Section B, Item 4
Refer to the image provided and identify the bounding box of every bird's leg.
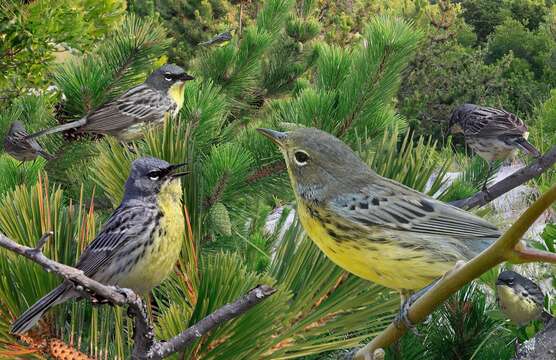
[481,161,492,192]
[395,261,466,330]
[395,285,435,334]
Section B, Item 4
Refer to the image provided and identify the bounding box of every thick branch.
[451,146,556,210]
[354,183,556,359]
[0,232,130,305]
[514,318,556,360]
[0,232,276,359]
[147,285,276,359]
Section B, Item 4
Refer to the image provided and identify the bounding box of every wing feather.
[82,85,173,133]
[329,179,501,251]
[75,205,158,277]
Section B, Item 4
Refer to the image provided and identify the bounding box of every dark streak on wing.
[82,85,172,133]
[75,204,158,277]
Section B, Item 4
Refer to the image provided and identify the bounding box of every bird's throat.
[168,82,186,116]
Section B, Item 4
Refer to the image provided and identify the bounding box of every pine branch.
[0,232,276,360]
[450,146,556,210]
[337,49,390,138]
[352,183,556,360]
[147,285,276,359]
[204,171,230,209]
[246,161,286,183]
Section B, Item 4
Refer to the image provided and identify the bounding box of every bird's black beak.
[167,162,189,178]
[180,73,195,81]
[256,128,287,147]
[495,278,505,286]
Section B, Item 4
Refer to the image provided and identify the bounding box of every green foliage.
[386,283,515,360]
[486,18,556,82]
[461,0,510,42]
[0,0,125,105]
[55,14,170,117]
[361,128,452,196]
[530,89,556,194]
[2,1,554,359]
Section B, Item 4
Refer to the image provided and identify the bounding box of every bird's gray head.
[496,270,537,293]
[146,64,195,91]
[257,127,370,202]
[449,103,477,134]
[123,157,187,201]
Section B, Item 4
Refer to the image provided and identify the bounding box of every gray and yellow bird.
[11,157,187,334]
[449,104,540,190]
[27,64,194,142]
[3,121,54,163]
[258,127,501,293]
[496,270,553,327]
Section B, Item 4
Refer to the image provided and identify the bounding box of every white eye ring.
[164,76,172,82]
[150,175,160,180]
[293,150,309,166]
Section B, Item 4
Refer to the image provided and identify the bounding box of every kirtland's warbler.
[449,104,540,191]
[27,64,194,142]
[3,121,54,163]
[496,270,553,327]
[258,127,501,292]
[11,157,187,334]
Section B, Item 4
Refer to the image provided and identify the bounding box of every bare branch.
[0,232,130,305]
[353,183,556,360]
[147,285,277,360]
[451,146,556,210]
[35,231,54,252]
[0,232,276,359]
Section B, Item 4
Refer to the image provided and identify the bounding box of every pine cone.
[210,202,232,236]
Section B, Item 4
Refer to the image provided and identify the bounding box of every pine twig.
[0,232,276,359]
[451,146,556,210]
[246,161,286,183]
[204,172,230,209]
[147,285,276,359]
[352,183,556,360]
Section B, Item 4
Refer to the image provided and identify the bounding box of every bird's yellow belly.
[497,285,541,326]
[297,203,451,290]
[119,181,184,294]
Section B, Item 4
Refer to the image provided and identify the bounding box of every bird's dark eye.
[164,73,173,82]
[147,171,161,180]
[294,150,309,166]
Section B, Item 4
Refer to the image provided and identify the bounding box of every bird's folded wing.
[75,205,158,277]
[83,85,173,132]
[329,180,501,245]
[466,107,526,137]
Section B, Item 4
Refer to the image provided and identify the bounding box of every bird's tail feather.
[10,285,70,335]
[27,118,86,139]
[514,138,541,158]
[37,149,55,161]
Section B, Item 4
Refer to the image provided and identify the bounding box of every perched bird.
[449,104,540,190]
[258,127,501,293]
[27,64,195,142]
[198,31,233,47]
[496,270,553,327]
[11,157,187,334]
[3,121,55,163]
